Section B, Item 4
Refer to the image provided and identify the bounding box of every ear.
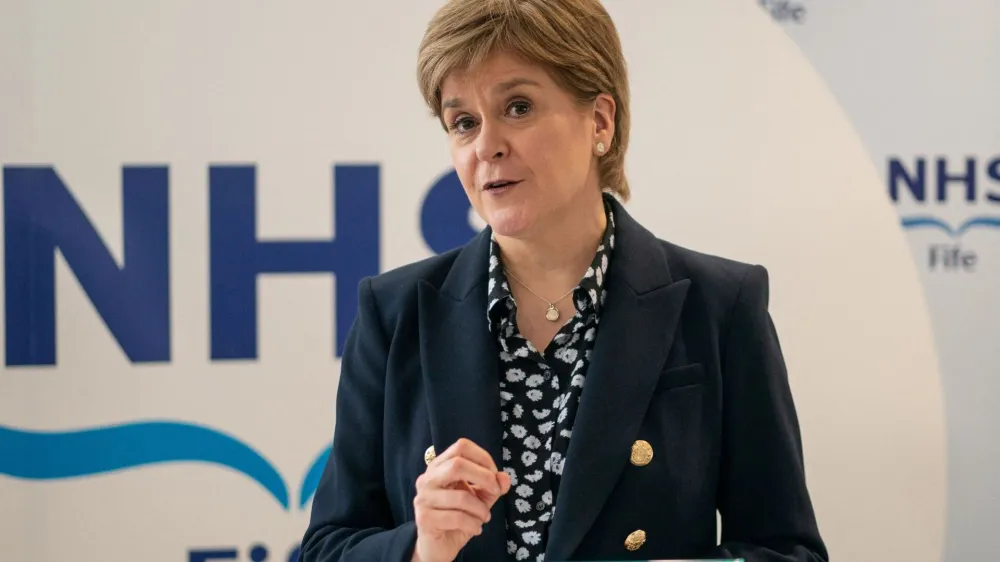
[592,93,616,146]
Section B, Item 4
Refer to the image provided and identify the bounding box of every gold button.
[630,440,653,466]
[624,529,646,551]
[424,445,436,466]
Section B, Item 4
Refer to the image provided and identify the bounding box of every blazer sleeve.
[704,265,829,562]
[299,277,418,562]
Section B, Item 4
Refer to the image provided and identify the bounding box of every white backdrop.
[768,2,1000,559]
[0,1,949,561]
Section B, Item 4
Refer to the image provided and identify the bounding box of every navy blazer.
[300,197,828,562]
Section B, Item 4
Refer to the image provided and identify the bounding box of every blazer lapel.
[545,199,691,561]
[417,229,508,562]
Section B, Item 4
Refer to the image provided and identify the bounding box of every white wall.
[0,1,949,560]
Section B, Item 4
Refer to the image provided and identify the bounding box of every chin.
[484,206,535,239]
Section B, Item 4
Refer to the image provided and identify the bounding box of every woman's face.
[439,51,613,240]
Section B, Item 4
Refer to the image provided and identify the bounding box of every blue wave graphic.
[299,444,331,509]
[901,215,1000,237]
[0,421,289,509]
[959,216,1000,235]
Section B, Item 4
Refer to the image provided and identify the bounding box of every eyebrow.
[441,77,542,110]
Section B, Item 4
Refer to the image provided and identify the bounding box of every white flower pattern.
[486,199,615,561]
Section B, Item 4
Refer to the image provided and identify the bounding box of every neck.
[494,193,607,299]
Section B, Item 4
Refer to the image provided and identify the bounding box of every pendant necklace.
[503,268,575,322]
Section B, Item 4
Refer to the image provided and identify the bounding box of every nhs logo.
[889,155,1000,272]
[1,161,478,560]
[2,163,475,367]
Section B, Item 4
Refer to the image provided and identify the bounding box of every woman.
[300,0,828,560]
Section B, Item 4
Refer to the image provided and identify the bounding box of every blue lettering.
[987,157,1000,203]
[188,543,299,562]
[420,169,478,254]
[3,166,170,366]
[936,157,976,202]
[208,164,379,360]
[189,549,237,562]
[248,544,268,562]
[888,157,926,202]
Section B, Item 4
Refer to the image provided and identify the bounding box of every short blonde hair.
[417,0,631,201]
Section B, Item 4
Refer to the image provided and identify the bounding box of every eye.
[506,100,532,118]
[448,115,478,134]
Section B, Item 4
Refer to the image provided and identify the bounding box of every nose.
[474,120,507,162]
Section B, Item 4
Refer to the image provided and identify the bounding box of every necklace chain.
[503,268,576,322]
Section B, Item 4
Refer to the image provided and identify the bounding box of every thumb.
[475,471,511,507]
[496,471,512,494]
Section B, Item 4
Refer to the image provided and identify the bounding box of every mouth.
[483,179,522,191]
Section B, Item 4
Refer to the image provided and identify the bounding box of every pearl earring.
[596,142,606,154]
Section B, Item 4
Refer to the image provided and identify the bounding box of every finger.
[497,471,511,494]
[434,438,498,473]
[423,456,501,494]
[417,488,492,523]
[456,480,476,494]
[473,471,511,508]
[496,471,512,495]
[416,508,484,537]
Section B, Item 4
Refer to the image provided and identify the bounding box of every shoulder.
[361,246,462,312]
[659,240,768,300]
[369,248,461,295]
[655,239,772,328]
[354,238,483,337]
[606,195,768,310]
